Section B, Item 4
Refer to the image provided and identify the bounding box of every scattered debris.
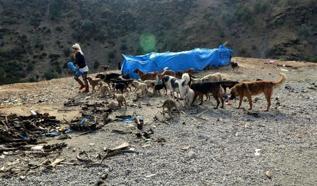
[101,142,136,162]
[0,113,65,150]
[111,130,131,135]
[247,112,260,118]
[50,158,65,168]
[69,115,99,132]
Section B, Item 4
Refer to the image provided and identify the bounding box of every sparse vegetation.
[0,0,316,84]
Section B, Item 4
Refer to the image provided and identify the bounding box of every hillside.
[0,0,316,84]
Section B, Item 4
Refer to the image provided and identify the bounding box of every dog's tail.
[273,73,286,88]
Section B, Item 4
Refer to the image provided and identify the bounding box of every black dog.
[231,61,239,70]
[96,73,121,83]
[190,82,224,109]
[154,83,167,95]
[218,80,239,93]
[112,82,128,93]
[111,78,133,91]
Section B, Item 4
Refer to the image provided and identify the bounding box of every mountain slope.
[0,0,316,84]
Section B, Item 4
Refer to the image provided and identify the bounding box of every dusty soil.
[0,58,316,185]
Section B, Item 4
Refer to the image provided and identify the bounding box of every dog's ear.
[182,80,186,86]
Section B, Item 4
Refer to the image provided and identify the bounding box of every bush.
[80,19,96,33]
[49,0,64,20]
[44,70,58,80]
[26,63,34,72]
[298,24,313,39]
[234,5,255,25]
[108,51,116,59]
[254,1,270,13]
[93,60,100,70]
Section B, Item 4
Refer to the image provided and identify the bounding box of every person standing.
[71,43,89,93]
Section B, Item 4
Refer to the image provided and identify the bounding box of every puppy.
[87,77,102,91]
[190,82,225,109]
[113,94,127,109]
[162,99,179,117]
[230,73,286,111]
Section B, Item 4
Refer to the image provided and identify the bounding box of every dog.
[162,99,179,117]
[111,78,133,91]
[112,82,128,93]
[99,84,110,97]
[159,69,177,79]
[154,84,167,95]
[162,75,185,99]
[190,72,224,84]
[219,80,240,93]
[190,82,225,109]
[134,69,158,81]
[87,77,102,92]
[131,81,148,96]
[96,73,121,84]
[231,61,239,70]
[182,85,195,107]
[230,73,286,111]
[143,80,156,89]
[113,93,127,109]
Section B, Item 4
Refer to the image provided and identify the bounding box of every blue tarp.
[121,45,232,79]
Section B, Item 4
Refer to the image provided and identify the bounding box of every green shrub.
[235,6,254,25]
[49,0,64,20]
[93,61,100,70]
[254,1,270,13]
[26,63,34,72]
[298,24,313,39]
[108,51,116,59]
[44,70,58,80]
[80,19,95,33]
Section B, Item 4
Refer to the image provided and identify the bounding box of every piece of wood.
[50,158,65,167]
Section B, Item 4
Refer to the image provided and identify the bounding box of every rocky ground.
[0,57,316,185]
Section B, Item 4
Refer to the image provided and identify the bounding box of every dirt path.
[0,58,316,185]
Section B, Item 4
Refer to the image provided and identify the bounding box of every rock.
[265,170,272,179]
[187,150,196,159]
[254,149,261,156]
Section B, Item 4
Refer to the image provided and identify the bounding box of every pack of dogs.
[85,61,286,114]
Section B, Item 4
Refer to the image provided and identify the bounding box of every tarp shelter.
[121,45,232,79]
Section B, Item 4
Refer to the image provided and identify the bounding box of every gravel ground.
[0,58,316,185]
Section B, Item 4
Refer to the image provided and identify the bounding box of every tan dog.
[132,81,148,96]
[113,94,127,109]
[87,77,102,91]
[230,73,286,111]
[99,84,110,97]
[162,99,179,117]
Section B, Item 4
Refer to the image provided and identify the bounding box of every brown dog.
[134,69,158,81]
[230,73,286,111]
